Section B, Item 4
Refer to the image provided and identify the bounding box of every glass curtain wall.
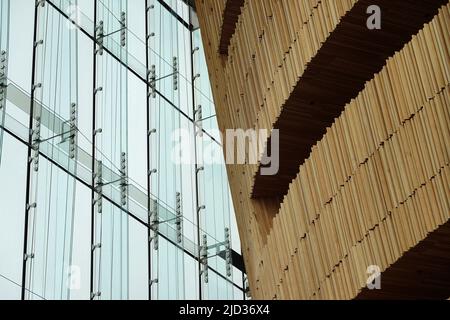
[0,0,245,301]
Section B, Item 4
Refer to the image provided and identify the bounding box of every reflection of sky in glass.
[0,0,243,300]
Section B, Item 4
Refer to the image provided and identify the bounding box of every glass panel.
[26,155,77,300]
[93,199,129,300]
[128,212,149,300]
[21,2,80,300]
[0,0,9,162]
[0,0,244,300]
[0,133,27,300]
[192,28,219,138]
[154,237,186,300]
[69,180,91,300]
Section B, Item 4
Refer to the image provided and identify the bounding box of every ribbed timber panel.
[196,0,450,299]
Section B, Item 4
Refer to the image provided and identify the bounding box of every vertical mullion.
[189,9,202,301]
[21,0,41,301]
[145,0,152,301]
[90,0,98,300]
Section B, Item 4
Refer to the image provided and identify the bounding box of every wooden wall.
[196,0,450,299]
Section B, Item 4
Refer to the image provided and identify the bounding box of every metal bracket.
[95,21,104,55]
[173,57,178,91]
[201,235,208,283]
[34,40,44,48]
[94,87,103,95]
[148,65,156,98]
[149,199,159,250]
[26,203,37,211]
[225,228,232,277]
[196,166,204,174]
[31,116,41,172]
[176,192,182,243]
[0,51,6,165]
[90,292,101,299]
[95,160,103,213]
[201,229,232,277]
[148,168,157,177]
[91,243,102,251]
[0,51,7,111]
[24,253,35,261]
[195,105,203,137]
[148,128,157,137]
[145,58,179,94]
[120,152,128,206]
[69,103,77,159]
[146,4,155,41]
[32,83,42,92]
[244,276,251,298]
[35,104,78,160]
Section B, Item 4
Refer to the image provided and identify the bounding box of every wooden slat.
[251,0,449,198]
[196,0,450,299]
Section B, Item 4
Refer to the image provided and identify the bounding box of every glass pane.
[0,133,27,300]
[0,0,244,301]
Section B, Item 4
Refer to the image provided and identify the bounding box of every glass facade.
[0,0,245,300]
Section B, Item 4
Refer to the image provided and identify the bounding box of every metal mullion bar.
[145,0,152,301]
[89,0,98,300]
[21,1,40,301]
[189,8,203,301]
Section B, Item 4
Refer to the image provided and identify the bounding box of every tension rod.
[100,26,126,39]
[37,129,76,144]
[151,216,179,226]
[153,71,179,83]
[97,177,129,187]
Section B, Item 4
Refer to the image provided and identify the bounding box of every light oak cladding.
[196,0,450,299]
